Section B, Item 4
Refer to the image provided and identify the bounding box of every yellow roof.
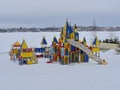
[13,41,21,47]
[21,39,28,49]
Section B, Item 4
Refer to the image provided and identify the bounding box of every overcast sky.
[0,0,120,28]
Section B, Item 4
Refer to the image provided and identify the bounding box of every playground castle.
[9,39,38,65]
[9,20,107,65]
[47,20,107,65]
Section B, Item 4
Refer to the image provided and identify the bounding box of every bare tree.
[109,33,116,41]
[108,32,119,44]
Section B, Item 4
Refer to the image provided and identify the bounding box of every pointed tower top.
[53,36,58,43]
[13,41,21,47]
[92,37,99,46]
[82,37,87,45]
[21,39,28,49]
[83,37,86,42]
[41,36,47,45]
[66,18,68,22]
[74,24,77,29]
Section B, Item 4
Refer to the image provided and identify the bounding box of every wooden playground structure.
[9,20,107,65]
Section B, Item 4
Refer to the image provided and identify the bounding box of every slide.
[67,40,107,65]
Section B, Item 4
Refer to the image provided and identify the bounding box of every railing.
[67,40,103,64]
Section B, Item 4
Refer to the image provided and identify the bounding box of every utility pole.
[93,18,97,40]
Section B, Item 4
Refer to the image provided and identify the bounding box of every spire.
[92,37,99,47]
[83,37,86,42]
[66,18,68,23]
[92,38,96,45]
[66,18,69,28]
[21,39,28,49]
[53,36,58,43]
[66,19,73,35]
[74,24,78,32]
[41,36,47,45]
[82,37,87,45]
[13,41,21,47]
[74,24,77,29]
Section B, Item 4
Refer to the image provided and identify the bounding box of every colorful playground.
[9,20,107,65]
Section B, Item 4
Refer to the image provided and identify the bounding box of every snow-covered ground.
[0,31,120,90]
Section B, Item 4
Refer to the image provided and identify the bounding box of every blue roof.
[41,37,47,45]
[53,37,58,43]
[66,21,73,38]
[68,25,73,33]
[83,37,86,42]
[82,37,86,44]
[92,38,96,45]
